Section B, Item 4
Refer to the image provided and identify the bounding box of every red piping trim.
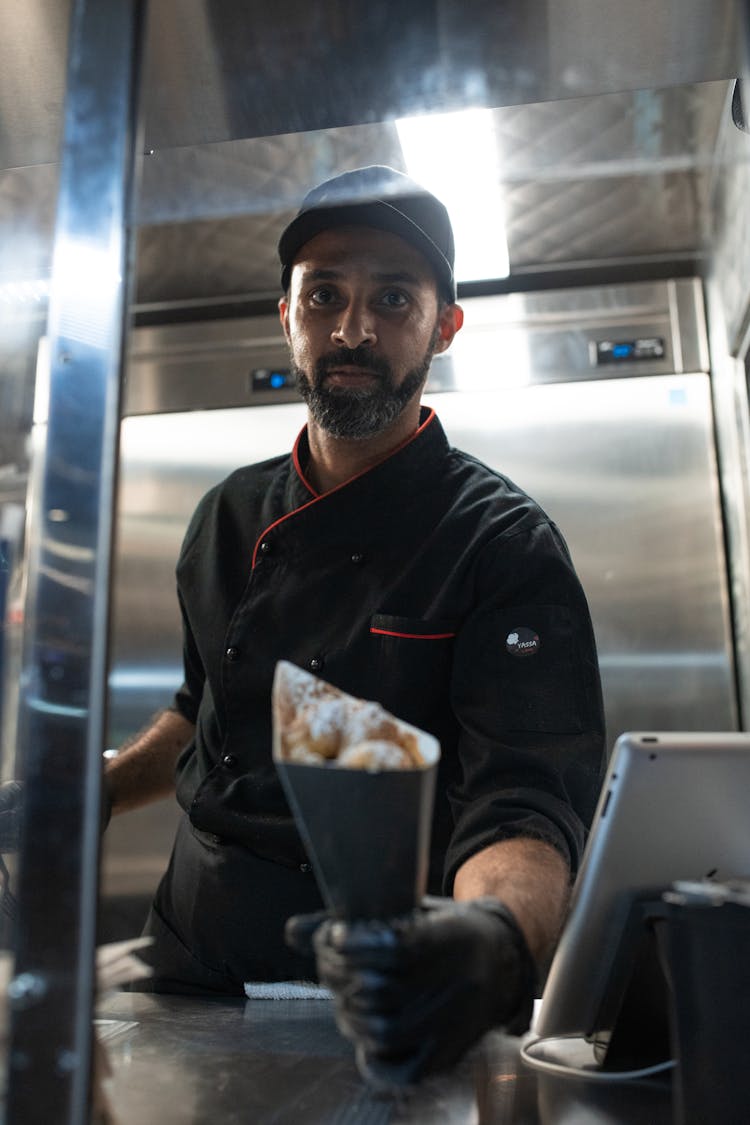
[370,628,456,640]
[292,429,319,498]
[252,494,320,568]
[252,410,437,568]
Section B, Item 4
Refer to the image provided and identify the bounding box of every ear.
[278,296,291,341]
[434,303,464,354]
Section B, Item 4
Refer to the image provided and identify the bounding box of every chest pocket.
[370,614,458,729]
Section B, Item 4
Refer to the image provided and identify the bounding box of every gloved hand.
[0,781,24,853]
[286,896,536,1088]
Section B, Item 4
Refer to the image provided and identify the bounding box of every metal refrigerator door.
[429,371,738,744]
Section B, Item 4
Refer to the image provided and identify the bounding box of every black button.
[300,863,311,873]
[309,657,323,672]
[351,552,364,564]
[225,646,239,661]
[222,754,237,769]
[259,540,272,554]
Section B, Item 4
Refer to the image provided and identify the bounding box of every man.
[106,165,605,1082]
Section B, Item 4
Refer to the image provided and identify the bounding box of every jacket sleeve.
[443,520,606,891]
[169,497,211,725]
[170,587,205,725]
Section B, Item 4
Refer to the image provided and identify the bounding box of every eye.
[309,286,339,306]
[379,289,409,309]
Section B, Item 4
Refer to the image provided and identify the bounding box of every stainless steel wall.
[704,82,750,732]
[102,278,738,910]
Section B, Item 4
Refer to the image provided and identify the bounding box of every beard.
[291,328,439,440]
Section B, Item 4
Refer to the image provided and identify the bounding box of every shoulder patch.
[505,626,540,657]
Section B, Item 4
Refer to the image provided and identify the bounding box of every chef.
[105,165,606,1082]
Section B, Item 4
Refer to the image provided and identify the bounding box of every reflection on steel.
[1,0,742,171]
[97,991,673,1123]
[6,1,145,1123]
[705,60,750,728]
[121,280,710,416]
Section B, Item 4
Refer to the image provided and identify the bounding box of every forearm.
[453,837,571,964]
[105,708,195,815]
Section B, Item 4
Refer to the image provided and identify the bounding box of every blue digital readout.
[595,337,665,365]
[251,367,292,392]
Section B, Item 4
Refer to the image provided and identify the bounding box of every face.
[279,226,463,440]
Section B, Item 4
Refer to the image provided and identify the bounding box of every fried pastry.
[273,661,430,771]
[337,740,414,770]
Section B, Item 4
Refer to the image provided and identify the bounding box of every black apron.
[140,813,323,995]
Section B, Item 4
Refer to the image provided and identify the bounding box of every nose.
[331,301,377,350]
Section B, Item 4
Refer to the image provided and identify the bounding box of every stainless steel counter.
[96,993,673,1124]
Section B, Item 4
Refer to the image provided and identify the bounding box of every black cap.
[278,165,456,302]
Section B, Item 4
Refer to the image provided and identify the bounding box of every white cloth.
[244,980,332,1000]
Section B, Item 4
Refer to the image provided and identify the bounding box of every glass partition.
[0,0,71,1108]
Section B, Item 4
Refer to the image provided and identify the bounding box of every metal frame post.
[6,0,146,1120]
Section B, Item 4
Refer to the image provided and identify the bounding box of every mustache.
[315,348,392,382]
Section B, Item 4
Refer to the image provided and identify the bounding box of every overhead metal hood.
[2,0,744,170]
[1,1,747,324]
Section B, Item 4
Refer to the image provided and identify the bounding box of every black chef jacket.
[170,406,605,908]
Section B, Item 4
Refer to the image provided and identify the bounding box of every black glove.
[286,896,536,1088]
[0,781,24,853]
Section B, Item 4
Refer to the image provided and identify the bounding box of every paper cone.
[272,662,440,921]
